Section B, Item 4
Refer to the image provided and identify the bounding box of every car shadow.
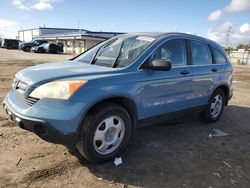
[72,105,250,187]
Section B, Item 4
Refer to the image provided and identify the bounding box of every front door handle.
[180,70,190,75]
[211,68,218,72]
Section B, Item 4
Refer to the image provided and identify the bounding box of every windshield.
[33,41,40,45]
[74,35,155,68]
[42,43,50,48]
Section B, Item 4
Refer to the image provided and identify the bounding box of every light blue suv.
[3,33,233,162]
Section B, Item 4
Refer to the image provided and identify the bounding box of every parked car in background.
[56,42,64,49]
[3,32,233,163]
[1,39,20,49]
[20,39,48,52]
[31,43,63,54]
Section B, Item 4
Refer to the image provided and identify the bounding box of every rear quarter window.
[212,48,227,64]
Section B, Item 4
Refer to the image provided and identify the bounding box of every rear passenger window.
[148,39,187,67]
[190,41,212,65]
[212,48,227,64]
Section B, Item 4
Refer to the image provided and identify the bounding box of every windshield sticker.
[136,36,155,42]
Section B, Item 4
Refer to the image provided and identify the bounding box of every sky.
[0,0,249,47]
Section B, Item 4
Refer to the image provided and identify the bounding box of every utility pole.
[225,26,232,55]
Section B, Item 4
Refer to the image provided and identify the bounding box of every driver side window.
[148,39,187,68]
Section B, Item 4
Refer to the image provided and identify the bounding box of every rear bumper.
[229,92,233,100]
[226,86,233,105]
[3,94,80,148]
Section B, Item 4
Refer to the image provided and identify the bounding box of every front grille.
[23,97,40,106]
[12,78,39,106]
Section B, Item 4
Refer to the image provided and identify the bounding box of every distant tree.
[236,44,248,50]
[224,47,235,53]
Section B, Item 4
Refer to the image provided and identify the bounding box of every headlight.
[29,80,87,99]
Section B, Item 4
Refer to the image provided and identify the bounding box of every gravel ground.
[0,48,250,188]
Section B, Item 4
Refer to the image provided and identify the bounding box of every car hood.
[15,60,117,86]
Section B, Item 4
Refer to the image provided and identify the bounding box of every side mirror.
[145,59,172,71]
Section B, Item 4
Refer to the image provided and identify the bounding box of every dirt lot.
[0,48,250,188]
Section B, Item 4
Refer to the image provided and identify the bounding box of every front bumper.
[3,101,77,148]
[2,90,86,148]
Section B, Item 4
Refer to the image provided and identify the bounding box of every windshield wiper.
[90,38,118,65]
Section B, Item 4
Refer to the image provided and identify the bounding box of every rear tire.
[76,103,131,163]
[7,45,13,49]
[24,46,31,52]
[37,48,44,53]
[202,89,225,123]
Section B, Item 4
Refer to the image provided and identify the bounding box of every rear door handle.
[180,70,190,75]
[211,68,218,72]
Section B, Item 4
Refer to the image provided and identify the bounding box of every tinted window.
[148,39,187,67]
[213,48,227,64]
[190,40,212,65]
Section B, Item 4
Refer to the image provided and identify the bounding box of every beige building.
[18,27,124,54]
[18,27,81,42]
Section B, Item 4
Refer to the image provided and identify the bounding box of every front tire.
[202,89,226,123]
[76,103,131,163]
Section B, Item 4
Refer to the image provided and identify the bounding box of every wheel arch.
[80,96,138,132]
[214,84,229,105]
